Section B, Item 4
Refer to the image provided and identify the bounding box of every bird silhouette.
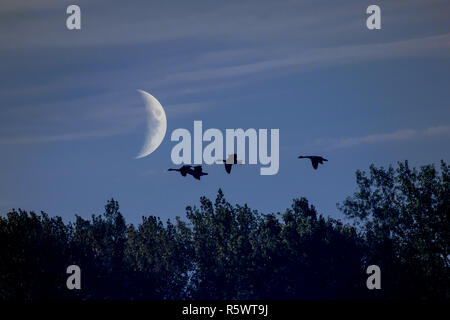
[298,155,328,170]
[217,154,242,174]
[168,165,208,180]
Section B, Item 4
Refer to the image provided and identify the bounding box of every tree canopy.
[0,161,448,300]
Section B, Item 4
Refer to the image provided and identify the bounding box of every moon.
[135,90,167,159]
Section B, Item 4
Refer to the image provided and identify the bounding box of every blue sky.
[1,0,449,225]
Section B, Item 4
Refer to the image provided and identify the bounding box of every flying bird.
[297,155,328,170]
[217,154,242,174]
[168,165,208,180]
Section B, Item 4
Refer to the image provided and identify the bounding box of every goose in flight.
[297,155,328,170]
[168,165,208,180]
[217,154,242,174]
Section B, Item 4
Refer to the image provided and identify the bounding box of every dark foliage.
[0,161,448,300]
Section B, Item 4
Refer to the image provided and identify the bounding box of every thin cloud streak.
[158,33,450,85]
[316,125,450,150]
[0,128,127,145]
[0,91,213,145]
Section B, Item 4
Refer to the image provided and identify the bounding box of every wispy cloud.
[165,101,213,117]
[0,0,362,50]
[0,128,127,145]
[157,33,450,86]
[0,89,213,145]
[140,168,167,177]
[1,1,449,147]
[316,125,450,150]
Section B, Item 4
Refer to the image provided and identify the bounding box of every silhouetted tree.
[0,210,71,300]
[339,160,449,299]
[0,161,448,300]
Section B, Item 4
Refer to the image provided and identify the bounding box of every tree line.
[0,161,448,300]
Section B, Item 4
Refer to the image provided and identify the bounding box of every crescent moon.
[135,90,167,159]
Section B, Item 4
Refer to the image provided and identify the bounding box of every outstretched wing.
[311,159,319,170]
